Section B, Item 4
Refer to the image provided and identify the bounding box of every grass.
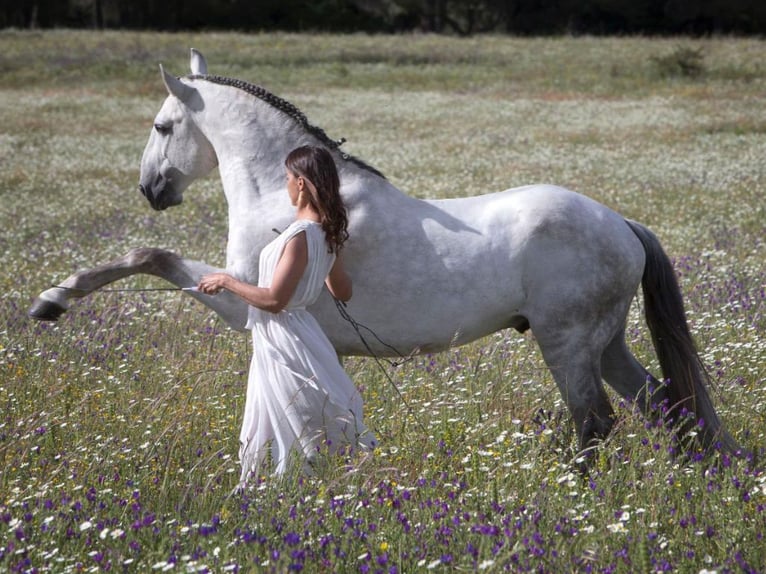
[2,30,766,572]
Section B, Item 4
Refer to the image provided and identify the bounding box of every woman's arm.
[198,233,308,313]
[325,252,352,302]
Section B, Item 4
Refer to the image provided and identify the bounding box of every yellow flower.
[379,541,389,552]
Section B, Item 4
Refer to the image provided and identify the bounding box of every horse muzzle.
[138,183,182,211]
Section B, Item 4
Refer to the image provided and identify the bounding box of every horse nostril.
[138,184,160,210]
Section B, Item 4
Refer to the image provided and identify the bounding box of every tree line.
[6,0,765,35]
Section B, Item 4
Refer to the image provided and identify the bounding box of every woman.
[198,145,376,482]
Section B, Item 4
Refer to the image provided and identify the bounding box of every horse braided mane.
[187,74,386,179]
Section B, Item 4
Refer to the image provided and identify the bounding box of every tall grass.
[1,31,765,572]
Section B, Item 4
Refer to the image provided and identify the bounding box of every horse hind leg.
[600,329,666,418]
[534,329,616,456]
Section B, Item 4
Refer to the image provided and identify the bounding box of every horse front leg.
[28,247,249,331]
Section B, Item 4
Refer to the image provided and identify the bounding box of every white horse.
[30,49,741,457]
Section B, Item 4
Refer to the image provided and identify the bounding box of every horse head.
[138,49,218,211]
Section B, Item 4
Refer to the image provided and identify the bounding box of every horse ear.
[160,64,193,102]
[190,48,208,75]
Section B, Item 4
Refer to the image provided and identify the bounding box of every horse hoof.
[28,298,66,321]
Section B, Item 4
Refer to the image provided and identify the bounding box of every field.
[2,30,766,572]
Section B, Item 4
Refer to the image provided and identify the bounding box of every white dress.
[239,219,376,481]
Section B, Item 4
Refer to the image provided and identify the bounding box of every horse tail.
[625,219,741,455]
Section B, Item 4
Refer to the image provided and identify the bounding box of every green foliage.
[1,32,765,572]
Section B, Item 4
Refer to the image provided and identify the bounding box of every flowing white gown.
[239,219,376,481]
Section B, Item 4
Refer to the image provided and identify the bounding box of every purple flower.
[284,532,301,546]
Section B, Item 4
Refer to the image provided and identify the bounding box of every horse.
[29,48,742,458]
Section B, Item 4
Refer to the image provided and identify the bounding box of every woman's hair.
[285,145,349,253]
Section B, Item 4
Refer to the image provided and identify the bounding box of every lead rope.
[52,285,184,293]
[332,297,427,435]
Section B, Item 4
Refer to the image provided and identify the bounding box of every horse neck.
[192,81,408,239]
[197,94,301,214]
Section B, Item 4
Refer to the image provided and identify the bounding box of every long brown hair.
[285,145,349,253]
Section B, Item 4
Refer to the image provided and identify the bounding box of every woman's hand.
[196,233,308,312]
[198,273,232,295]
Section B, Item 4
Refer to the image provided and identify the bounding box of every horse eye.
[154,123,171,135]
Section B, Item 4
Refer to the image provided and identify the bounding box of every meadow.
[1,30,765,572]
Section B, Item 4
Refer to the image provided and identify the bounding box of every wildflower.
[607,522,627,533]
[79,520,93,532]
[284,532,301,546]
